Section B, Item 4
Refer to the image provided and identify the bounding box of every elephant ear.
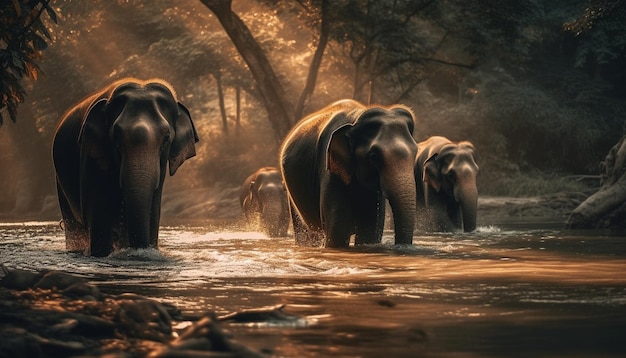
[169,103,199,176]
[78,99,112,170]
[327,123,353,185]
[423,153,442,192]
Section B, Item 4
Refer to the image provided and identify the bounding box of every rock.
[116,299,174,342]
[0,268,263,357]
[33,270,87,290]
[0,266,47,290]
[61,281,103,300]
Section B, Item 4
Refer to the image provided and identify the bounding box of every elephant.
[52,78,199,257]
[415,136,479,232]
[239,167,290,237]
[566,134,626,229]
[280,99,418,248]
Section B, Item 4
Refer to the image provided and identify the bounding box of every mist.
[0,1,287,221]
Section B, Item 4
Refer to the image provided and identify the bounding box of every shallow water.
[1,219,625,357]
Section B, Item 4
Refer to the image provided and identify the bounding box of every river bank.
[0,267,275,357]
[0,183,589,227]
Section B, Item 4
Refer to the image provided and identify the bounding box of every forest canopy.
[0,0,624,217]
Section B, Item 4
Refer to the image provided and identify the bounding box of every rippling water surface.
[1,220,625,357]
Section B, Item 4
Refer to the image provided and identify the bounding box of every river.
[1,218,625,357]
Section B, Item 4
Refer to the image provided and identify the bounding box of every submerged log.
[566,135,626,229]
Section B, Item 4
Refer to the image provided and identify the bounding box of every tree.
[291,0,330,121]
[0,0,57,125]
[199,0,294,140]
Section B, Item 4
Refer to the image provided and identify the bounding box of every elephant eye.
[446,169,457,181]
[367,149,382,167]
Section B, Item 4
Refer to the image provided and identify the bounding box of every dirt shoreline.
[477,192,587,225]
[0,187,588,225]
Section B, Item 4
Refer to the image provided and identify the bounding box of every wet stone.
[0,267,266,357]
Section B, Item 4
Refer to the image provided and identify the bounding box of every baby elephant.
[415,136,479,232]
[239,167,290,237]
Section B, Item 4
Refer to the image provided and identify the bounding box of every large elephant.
[280,99,418,247]
[566,135,626,229]
[239,167,290,237]
[415,136,479,232]
[52,78,199,256]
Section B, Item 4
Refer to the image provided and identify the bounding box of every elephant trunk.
[259,184,285,237]
[458,185,478,232]
[384,168,417,245]
[121,151,160,249]
[454,168,478,232]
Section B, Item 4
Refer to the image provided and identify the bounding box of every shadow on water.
[1,219,626,357]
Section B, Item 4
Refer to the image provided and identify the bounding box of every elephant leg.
[290,201,323,246]
[321,177,354,248]
[279,210,290,237]
[149,188,163,249]
[446,200,463,231]
[83,175,119,257]
[88,217,114,257]
[354,189,384,245]
[57,184,88,253]
[426,187,448,231]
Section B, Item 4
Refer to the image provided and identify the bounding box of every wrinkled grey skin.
[280,99,418,248]
[415,136,479,232]
[53,78,199,257]
[566,135,626,229]
[239,167,290,237]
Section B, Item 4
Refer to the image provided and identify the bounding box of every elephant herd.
[52,78,479,256]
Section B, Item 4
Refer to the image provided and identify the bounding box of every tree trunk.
[294,0,330,121]
[235,86,241,135]
[566,135,626,229]
[200,0,293,141]
[214,71,228,135]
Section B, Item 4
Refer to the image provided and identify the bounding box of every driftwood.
[566,135,626,229]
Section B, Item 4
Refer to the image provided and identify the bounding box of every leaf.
[24,61,40,80]
[34,20,52,40]
[32,34,48,51]
[11,53,24,70]
[7,102,17,122]
[44,3,58,24]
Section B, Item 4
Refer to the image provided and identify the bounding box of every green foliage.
[0,0,56,125]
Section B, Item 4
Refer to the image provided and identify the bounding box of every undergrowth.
[481,172,599,197]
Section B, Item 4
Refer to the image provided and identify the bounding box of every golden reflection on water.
[2,222,626,357]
